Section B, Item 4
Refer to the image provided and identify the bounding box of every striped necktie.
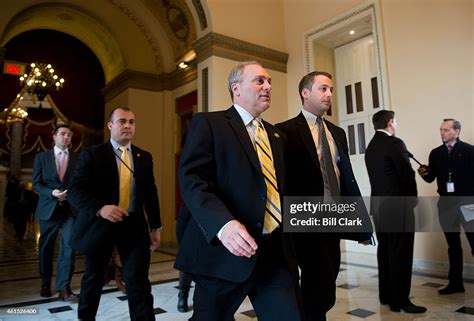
[252,119,281,233]
[118,146,131,210]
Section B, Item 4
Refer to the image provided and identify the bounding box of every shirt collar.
[376,129,392,136]
[110,139,131,151]
[445,139,458,148]
[301,108,322,124]
[234,104,257,127]
[54,145,68,155]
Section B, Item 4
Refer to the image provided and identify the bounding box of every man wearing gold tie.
[175,61,301,321]
[69,107,162,321]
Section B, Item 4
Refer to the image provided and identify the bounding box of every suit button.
[261,194,266,200]
[257,222,262,228]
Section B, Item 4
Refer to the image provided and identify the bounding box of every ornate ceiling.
[0,0,207,82]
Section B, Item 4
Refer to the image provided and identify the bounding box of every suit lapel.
[46,149,61,182]
[226,106,261,172]
[62,151,76,184]
[131,145,140,180]
[325,121,346,161]
[295,112,321,168]
[105,142,120,191]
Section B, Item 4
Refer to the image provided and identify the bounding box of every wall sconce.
[176,49,196,70]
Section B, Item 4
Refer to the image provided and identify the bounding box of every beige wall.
[278,0,473,266]
[380,0,473,266]
[206,0,287,52]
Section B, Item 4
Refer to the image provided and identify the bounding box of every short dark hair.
[298,71,333,104]
[54,124,71,135]
[443,118,461,131]
[372,110,395,130]
[108,107,132,122]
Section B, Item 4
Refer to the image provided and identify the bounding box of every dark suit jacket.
[365,131,417,232]
[33,149,78,220]
[175,106,295,283]
[421,140,474,196]
[276,112,372,240]
[68,141,161,255]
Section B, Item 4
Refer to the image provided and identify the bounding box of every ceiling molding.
[102,65,197,102]
[194,32,288,73]
[109,0,164,73]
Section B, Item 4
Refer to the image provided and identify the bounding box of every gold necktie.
[253,119,282,233]
[118,146,131,210]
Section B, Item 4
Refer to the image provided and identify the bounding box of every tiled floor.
[1,216,473,320]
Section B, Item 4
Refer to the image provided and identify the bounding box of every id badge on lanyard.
[447,172,455,193]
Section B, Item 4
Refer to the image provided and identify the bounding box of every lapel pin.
[274,133,280,138]
[137,153,141,157]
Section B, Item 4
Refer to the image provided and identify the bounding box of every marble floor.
[0,216,473,320]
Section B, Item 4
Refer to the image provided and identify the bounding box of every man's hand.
[52,189,67,202]
[220,220,258,258]
[150,230,161,251]
[418,165,429,177]
[98,205,129,223]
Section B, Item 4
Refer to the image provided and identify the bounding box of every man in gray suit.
[33,124,77,300]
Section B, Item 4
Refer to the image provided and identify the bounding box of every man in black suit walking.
[418,119,474,294]
[276,71,371,321]
[33,124,77,300]
[365,110,426,313]
[69,107,162,321]
[175,61,301,321]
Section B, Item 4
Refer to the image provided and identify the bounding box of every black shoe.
[177,291,189,312]
[390,304,427,314]
[40,285,52,298]
[58,286,78,301]
[438,285,465,295]
[380,297,390,305]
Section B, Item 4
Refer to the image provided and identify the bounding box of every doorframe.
[302,0,390,120]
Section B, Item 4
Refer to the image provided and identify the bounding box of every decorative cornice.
[194,32,288,73]
[102,65,197,102]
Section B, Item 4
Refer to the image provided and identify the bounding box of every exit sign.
[3,60,26,76]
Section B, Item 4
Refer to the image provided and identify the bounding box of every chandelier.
[0,62,65,124]
[20,62,64,102]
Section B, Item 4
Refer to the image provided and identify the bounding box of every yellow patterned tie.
[118,146,131,210]
[252,119,282,233]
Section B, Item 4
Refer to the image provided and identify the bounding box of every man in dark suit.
[365,110,426,313]
[69,107,162,321]
[418,119,474,294]
[33,124,77,300]
[175,61,301,321]
[276,71,371,321]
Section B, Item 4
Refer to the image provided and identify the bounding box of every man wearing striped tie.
[175,61,301,321]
